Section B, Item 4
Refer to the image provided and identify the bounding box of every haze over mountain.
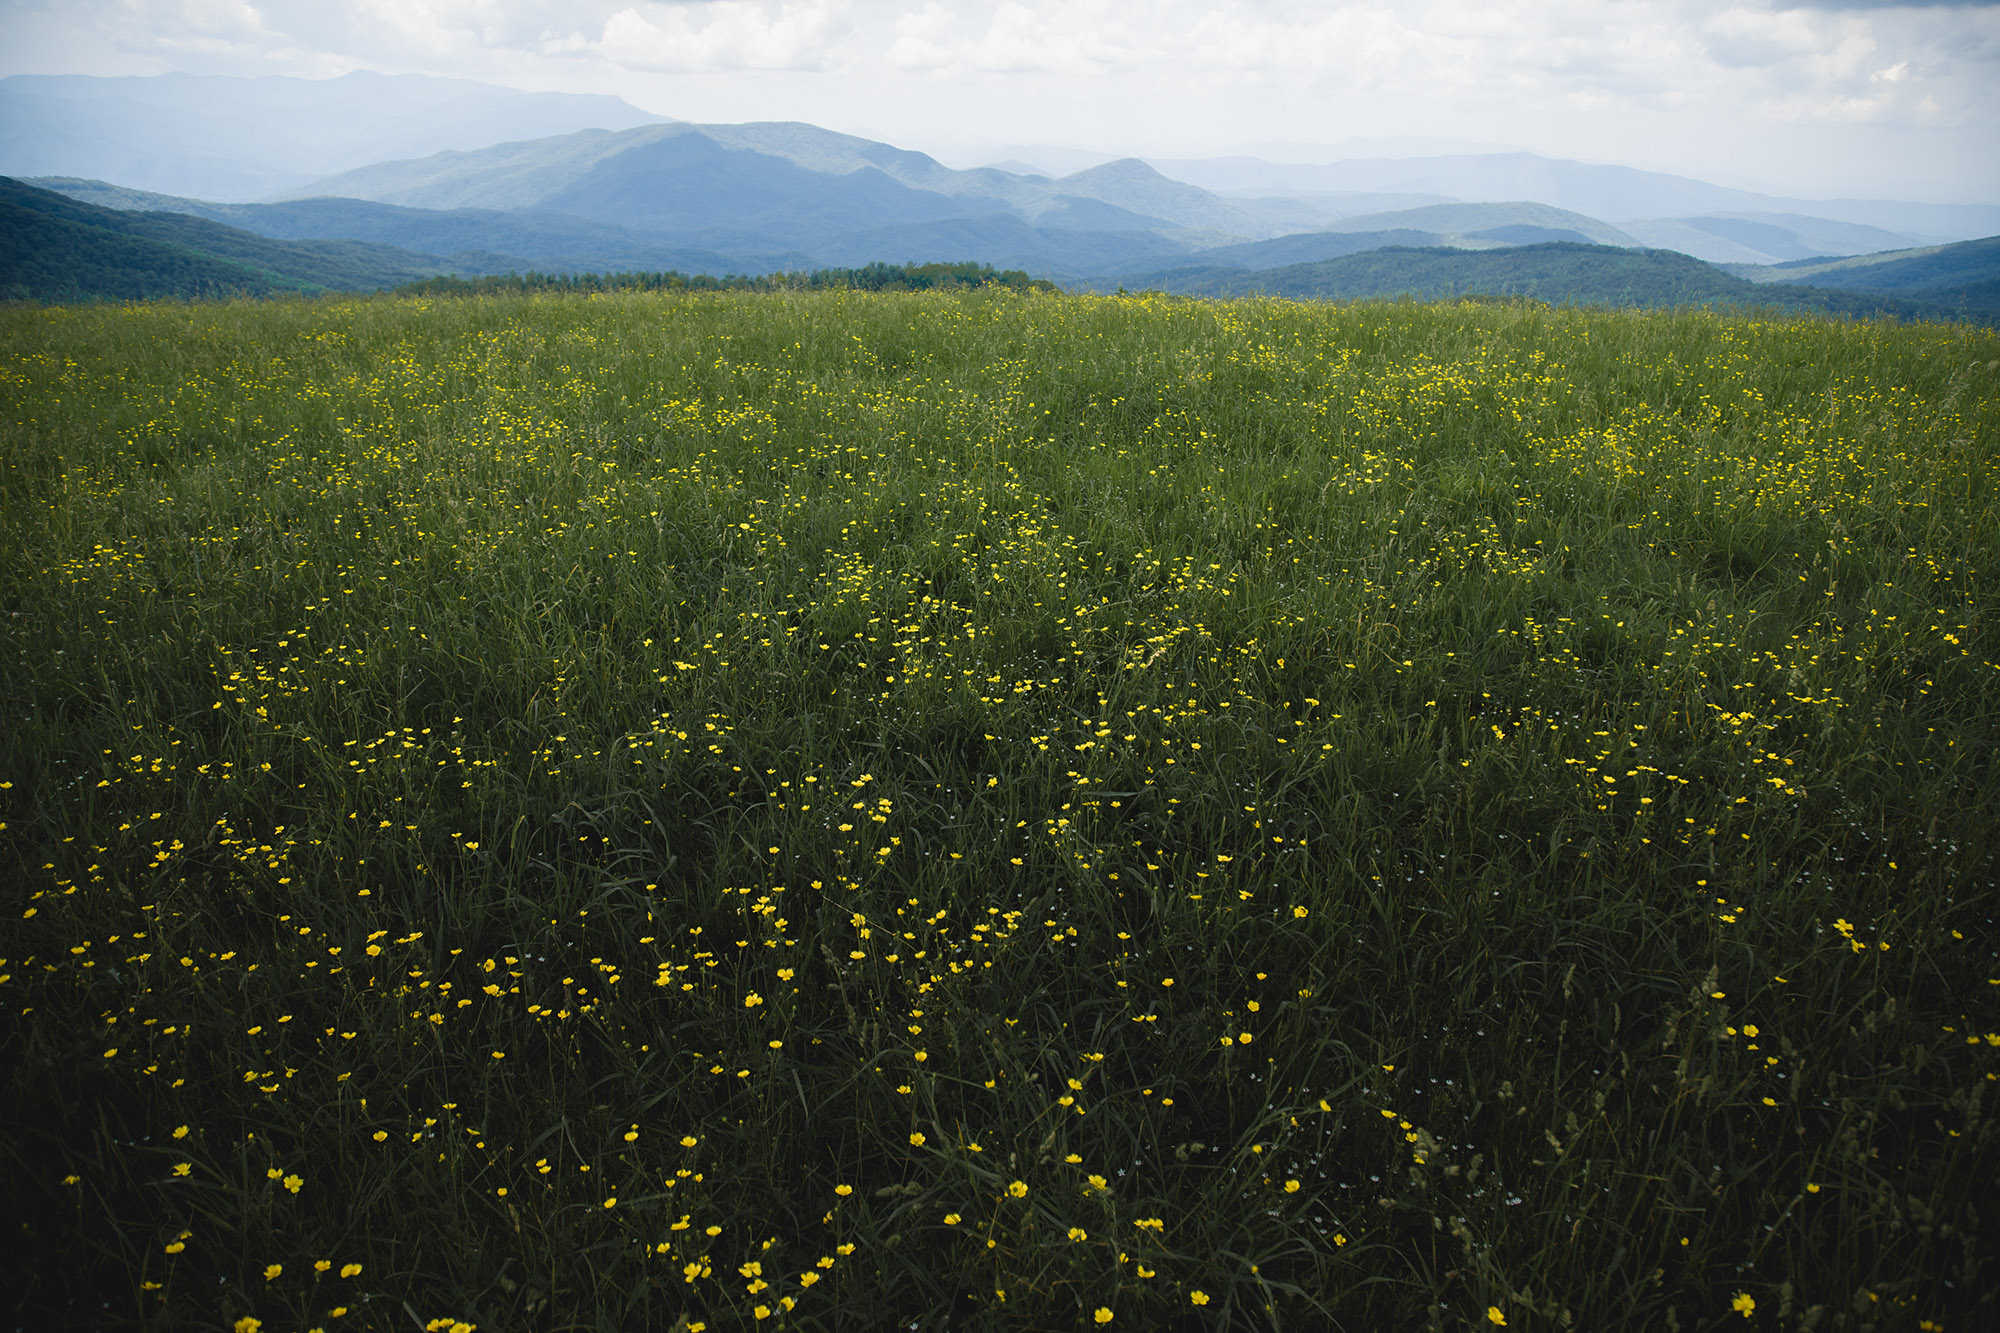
[272,113,1995,276]
[7,64,1998,318]
[1145,153,2000,253]
[4,65,1993,278]
[0,72,669,201]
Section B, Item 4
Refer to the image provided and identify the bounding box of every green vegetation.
[3,289,1996,1331]
[1139,242,1981,324]
[1,177,473,301]
[1741,236,2000,320]
[396,261,1059,298]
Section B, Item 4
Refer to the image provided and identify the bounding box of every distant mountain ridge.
[10,88,1998,325]
[0,72,669,201]
[1120,239,1992,324]
[23,177,814,277]
[1,176,479,300]
[1145,151,2000,246]
[287,123,1333,245]
[10,68,1992,276]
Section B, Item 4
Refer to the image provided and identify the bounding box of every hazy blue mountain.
[1044,159,1281,236]
[806,212,1196,277]
[1621,214,1924,264]
[535,133,982,246]
[288,124,1322,244]
[25,178,814,276]
[0,72,669,201]
[1312,202,1638,247]
[1160,229,1462,273]
[1146,151,2000,244]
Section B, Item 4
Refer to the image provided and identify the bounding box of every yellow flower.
[341,1263,362,1278]
[1733,1293,1756,1318]
[172,1125,189,1139]
[1007,1180,1028,1198]
[1093,1309,1113,1324]
[909,1132,926,1146]
[1190,1292,1209,1306]
[1487,1308,1507,1326]
[944,1213,961,1225]
[834,1184,852,1196]
[234,1320,262,1333]
[264,1263,282,1280]
[1293,905,1308,918]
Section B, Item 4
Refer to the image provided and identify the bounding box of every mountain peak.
[1060,158,1173,186]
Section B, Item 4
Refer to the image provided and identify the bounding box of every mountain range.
[3,72,1997,322]
[0,72,669,201]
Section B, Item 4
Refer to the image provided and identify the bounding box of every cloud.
[1800,1,2000,10]
[584,2,852,72]
[2,0,1994,200]
[1702,6,1832,67]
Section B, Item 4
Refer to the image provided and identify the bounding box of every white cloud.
[883,3,955,71]
[1,1,1995,199]
[590,1,851,72]
[1702,5,1828,68]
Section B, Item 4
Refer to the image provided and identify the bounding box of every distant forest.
[394,262,1061,298]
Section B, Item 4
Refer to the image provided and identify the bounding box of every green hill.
[2,176,477,301]
[1744,235,2000,317]
[2,181,315,301]
[1133,242,1977,322]
[26,176,819,277]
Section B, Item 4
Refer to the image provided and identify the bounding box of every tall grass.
[2,289,1996,1331]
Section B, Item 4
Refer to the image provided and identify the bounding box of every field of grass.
[2,289,1997,1331]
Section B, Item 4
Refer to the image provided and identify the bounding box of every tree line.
[393,261,1060,298]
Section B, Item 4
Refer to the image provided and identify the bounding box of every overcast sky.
[4,1,1997,201]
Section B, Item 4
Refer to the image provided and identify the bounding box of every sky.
[3,0,1998,202]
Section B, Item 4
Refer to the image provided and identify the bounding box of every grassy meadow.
[2,289,1997,1331]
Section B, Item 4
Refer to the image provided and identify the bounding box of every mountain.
[0,72,669,201]
[1731,235,2000,318]
[806,212,1194,275]
[1136,229,1454,275]
[280,123,1286,274]
[1311,202,1637,247]
[1115,241,1974,323]
[288,124,1339,244]
[1145,151,2000,246]
[1618,214,1925,265]
[15,97,1993,319]
[25,178,814,277]
[1,176,484,300]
